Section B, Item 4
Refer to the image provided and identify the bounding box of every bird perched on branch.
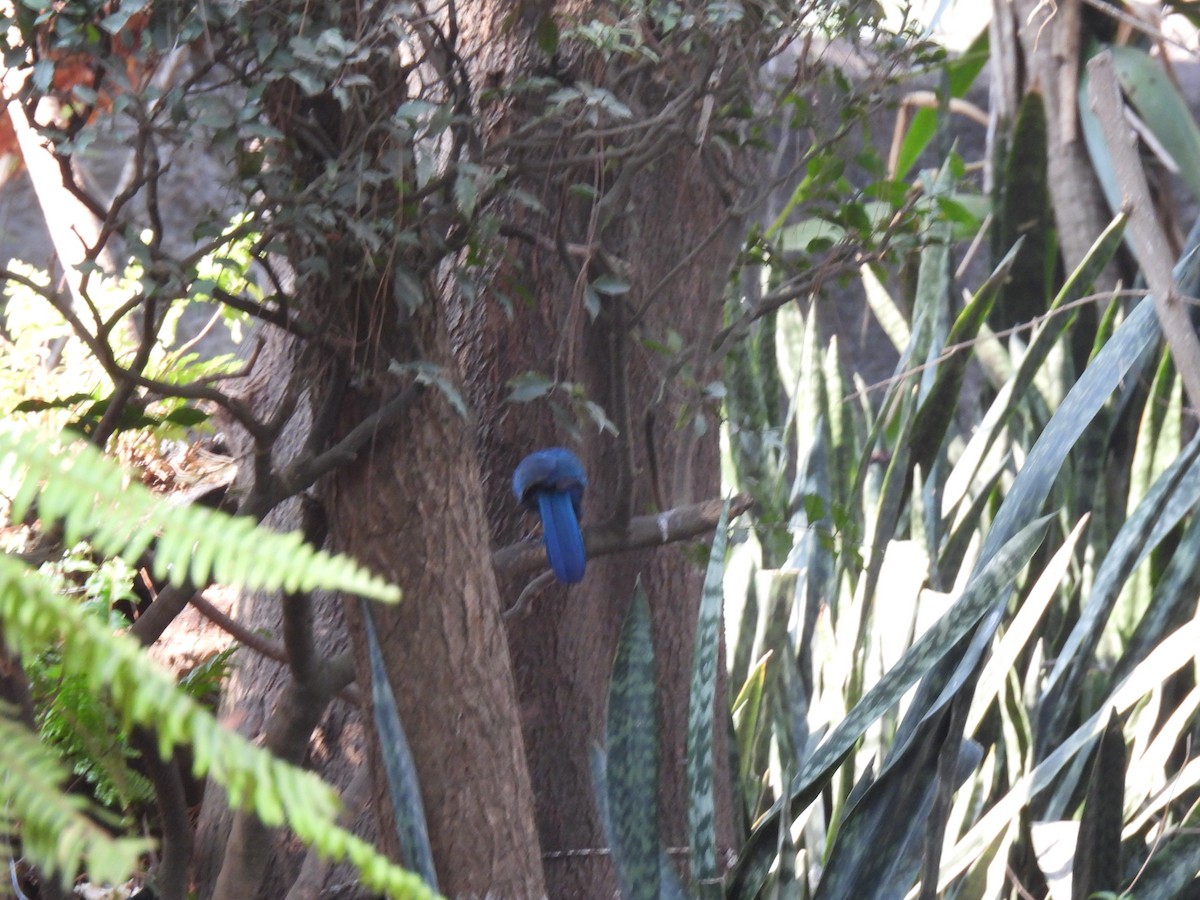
[512,447,587,584]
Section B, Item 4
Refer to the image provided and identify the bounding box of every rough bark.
[327,305,547,896]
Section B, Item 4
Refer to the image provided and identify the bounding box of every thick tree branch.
[281,496,328,685]
[493,493,752,580]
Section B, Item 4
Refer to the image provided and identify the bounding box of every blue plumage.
[513,448,587,583]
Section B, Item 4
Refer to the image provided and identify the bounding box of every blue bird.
[512,447,587,584]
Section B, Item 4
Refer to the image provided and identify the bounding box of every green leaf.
[1071,712,1125,900]
[908,237,1021,475]
[993,90,1052,331]
[162,405,211,427]
[892,27,989,179]
[731,652,771,788]
[0,704,153,886]
[1037,429,1200,754]
[0,557,431,898]
[534,12,559,54]
[507,371,553,403]
[1108,43,1200,201]
[591,275,630,296]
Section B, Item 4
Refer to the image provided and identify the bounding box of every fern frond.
[0,557,436,898]
[0,423,399,603]
[0,704,153,885]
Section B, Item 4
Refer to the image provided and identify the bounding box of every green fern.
[30,659,155,811]
[0,422,400,603]
[0,703,153,886]
[0,535,434,897]
[0,422,439,897]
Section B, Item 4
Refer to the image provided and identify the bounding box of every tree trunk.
[195,1,755,895]
[457,102,748,900]
[328,308,547,897]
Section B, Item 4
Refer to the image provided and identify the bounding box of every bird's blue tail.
[536,490,586,583]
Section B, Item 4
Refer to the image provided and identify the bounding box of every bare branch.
[274,383,421,501]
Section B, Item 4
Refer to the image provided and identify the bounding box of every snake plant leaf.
[1079,43,1200,210]
[1113,501,1200,686]
[1124,832,1200,898]
[361,603,437,890]
[1037,430,1200,757]
[686,499,731,899]
[908,237,1021,475]
[1070,711,1125,900]
[726,516,1049,897]
[891,289,1163,756]
[992,90,1052,332]
[1109,43,1200,201]
[813,704,983,900]
[603,584,660,900]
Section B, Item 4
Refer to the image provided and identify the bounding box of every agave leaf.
[604,585,660,900]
